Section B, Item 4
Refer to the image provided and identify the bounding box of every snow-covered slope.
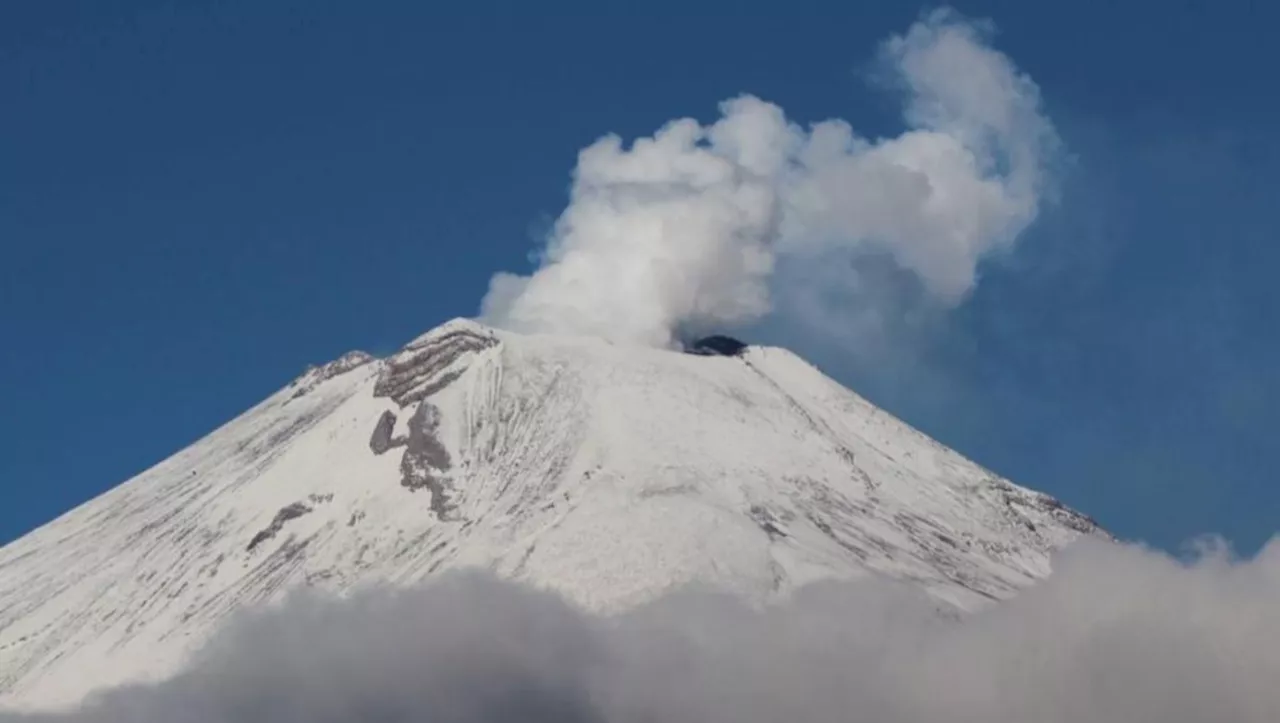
[0,319,1103,711]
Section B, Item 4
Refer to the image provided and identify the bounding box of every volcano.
[0,318,1104,711]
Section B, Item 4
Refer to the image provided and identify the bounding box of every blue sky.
[2,0,1277,554]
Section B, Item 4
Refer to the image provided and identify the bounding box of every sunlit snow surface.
[0,319,1102,711]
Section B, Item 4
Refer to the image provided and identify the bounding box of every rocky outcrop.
[369,321,496,515]
[399,402,455,519]
[246,502,313,552]
[290,351,376,399]
[374,322,497,406]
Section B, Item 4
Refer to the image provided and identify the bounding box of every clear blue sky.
[3,0,1278,554]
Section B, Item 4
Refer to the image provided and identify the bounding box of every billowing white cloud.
[482,9,1060,348]
[13,536,1279,722]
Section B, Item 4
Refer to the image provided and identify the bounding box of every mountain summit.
[0,318,1103,711]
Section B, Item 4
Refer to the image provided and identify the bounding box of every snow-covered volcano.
[0,319,1104,711]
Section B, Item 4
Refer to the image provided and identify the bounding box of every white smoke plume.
[481,9,1059,348]
[9,537,1278,722]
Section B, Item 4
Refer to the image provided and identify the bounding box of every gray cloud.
[8,536,1278,722]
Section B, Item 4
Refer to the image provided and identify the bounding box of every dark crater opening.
[684,335,749,357]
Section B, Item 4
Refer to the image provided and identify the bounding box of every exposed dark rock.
[685,335,749,357]
[400,402,456,519]
[290,351,376,399]
[246,502,313,552]
[749,504,788,540]
[411,369,465,403]
[369,410,399,455]
[375,326,497,406]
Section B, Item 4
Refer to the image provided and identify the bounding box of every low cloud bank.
[9,536,1278,722]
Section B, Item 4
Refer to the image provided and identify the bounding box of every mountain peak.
[375,319,500,407]
[0,319,1104,711]
[402,317,499,350]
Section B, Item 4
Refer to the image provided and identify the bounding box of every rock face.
[367,411,398,455]
[373,322,498,406]
[0,317,1105,712]
[246,502,313,552]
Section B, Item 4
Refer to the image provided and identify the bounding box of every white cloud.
[482,9,1060,348]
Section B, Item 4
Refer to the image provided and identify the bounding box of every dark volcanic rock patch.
[411,369,465,403]
[369,411,399,455]
[246,502,313,552]
[400,402,456,519]
[374,326,497,406]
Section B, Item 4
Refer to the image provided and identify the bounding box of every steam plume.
[482,9,1059,348]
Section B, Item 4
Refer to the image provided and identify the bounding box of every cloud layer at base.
[8,536,1278,723]
[480,8,1059,349]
